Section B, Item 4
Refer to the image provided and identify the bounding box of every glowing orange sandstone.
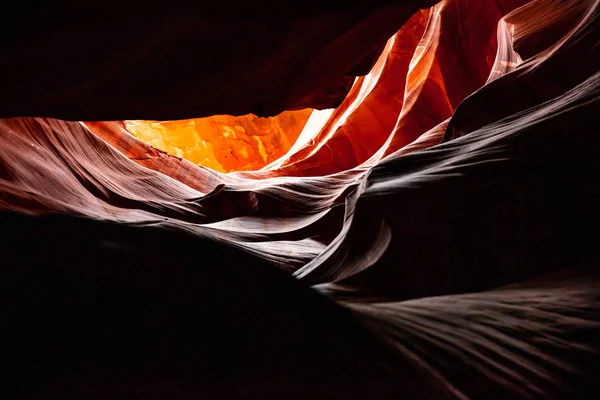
[103,0,531,177]
[124,110,312,173]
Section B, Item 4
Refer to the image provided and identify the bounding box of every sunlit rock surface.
[2,0,600,398]
[124,110,312,172]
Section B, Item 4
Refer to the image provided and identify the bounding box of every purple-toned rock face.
[1,0,600,398]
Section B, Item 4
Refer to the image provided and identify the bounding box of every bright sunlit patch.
[124,109,314,173]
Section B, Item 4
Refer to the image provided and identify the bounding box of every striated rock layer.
[2,0,600,398]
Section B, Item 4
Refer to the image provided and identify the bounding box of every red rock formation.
[107,0,529,176]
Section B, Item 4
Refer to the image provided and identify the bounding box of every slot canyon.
[1,0,600,398]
